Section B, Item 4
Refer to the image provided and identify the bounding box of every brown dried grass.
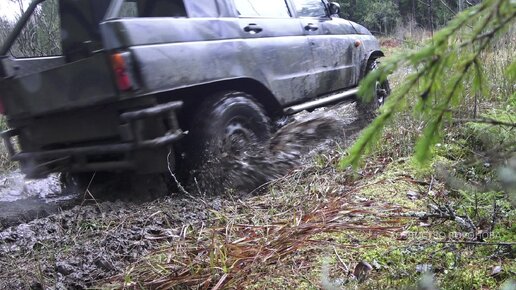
[107,165,407,289]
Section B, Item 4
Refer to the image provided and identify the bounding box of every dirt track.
[0,102,367,289]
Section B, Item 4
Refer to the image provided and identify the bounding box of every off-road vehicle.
[0,0,388,189]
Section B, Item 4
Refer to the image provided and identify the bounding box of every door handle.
[244,24,263,34]
[304,23,319,31]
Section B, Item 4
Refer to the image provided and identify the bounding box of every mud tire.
[184,91,271,194]
[356,59,390,119]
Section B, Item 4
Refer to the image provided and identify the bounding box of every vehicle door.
[290,0,359,96]
[231,0,318,105]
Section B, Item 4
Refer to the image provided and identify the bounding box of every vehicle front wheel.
[356,59,390,119]
[184,91,271,194]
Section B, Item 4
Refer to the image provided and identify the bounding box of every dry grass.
[0,118,15,172]
[103,158,410,289]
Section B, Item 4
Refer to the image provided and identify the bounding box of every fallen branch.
[454,117,516,128]
[436,241,515,246]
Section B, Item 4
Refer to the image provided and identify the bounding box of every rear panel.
[0,0,118,118]
[0,53,117,118]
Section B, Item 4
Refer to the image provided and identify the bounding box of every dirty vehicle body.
[0,0,385,181]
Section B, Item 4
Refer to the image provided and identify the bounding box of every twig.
[333,246,349,275]
[490,196,499,234]
[80,172,100,208]
[454,118,516,128]
[427,175,435,196]
[167,148,189,196]
[436,241,515,246]
[438,0,456,15]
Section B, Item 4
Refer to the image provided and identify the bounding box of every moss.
[433,139,470,161]
[356,159,433,210]
[490,223,516,243]
[353,240,512,290]
[464,110,516,150]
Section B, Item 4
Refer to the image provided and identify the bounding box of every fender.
[359,50,385,79]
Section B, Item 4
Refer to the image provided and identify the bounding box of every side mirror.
[328,2,341,16]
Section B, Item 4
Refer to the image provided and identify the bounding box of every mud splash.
[192,103,362,194]
[0,171,69,203]
[0,171,80,229]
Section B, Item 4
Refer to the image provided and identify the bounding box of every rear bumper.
[2,101,184,178]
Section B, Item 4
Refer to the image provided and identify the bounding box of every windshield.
[117,0,187,18]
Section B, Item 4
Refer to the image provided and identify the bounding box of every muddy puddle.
[0,171,80,229]
[0,102,365,231]
[0,172,67,203]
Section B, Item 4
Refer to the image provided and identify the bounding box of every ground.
[0,34,515,289]
[0,96,513,289]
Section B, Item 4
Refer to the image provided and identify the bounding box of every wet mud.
[0,102,369,289]
[0,172,79,229]
[192,103,365,194]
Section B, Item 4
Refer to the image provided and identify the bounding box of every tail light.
[111,52,134,91]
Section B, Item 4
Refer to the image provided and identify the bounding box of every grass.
[103,164,409,289]
[99,142,514,289]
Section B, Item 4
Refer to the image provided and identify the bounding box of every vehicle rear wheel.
[184,91,271,194]
[356,59,390,119]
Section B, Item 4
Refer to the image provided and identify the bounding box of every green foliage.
[1,0,61,57]
[337,0,400,34]
[466,109,516,150]
[336,0,466,34]
[340,0,516,169]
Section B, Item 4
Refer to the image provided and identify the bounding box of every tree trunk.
[350,0,357,20]
[428,0,434,35]
[458,0,464,11]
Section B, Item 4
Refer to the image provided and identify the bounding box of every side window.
[292,0,327,18]
[185,2,220,17]
[139,0,187,17]
[118,0,187,18]
[6,0,62,57]
[119,1,138,17]
[233,0,291,18]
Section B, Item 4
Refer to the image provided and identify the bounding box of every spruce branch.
[340,0,516,168]
[454,118,516,128]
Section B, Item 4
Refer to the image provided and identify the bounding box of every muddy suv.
[0,0,387,185]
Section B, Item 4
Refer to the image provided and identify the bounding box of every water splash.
[0,171,70,203]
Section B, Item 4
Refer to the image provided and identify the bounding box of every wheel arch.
[153,78,283,130]
[359,50,385,79]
